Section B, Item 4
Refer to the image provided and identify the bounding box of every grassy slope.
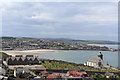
[0,52,8,58]
[42,61,119,72]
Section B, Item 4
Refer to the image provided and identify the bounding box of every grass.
[42,60,119,72]
[0,52,8,58]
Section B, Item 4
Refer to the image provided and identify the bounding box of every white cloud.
[31,13,55,21]
[2,2,118,41]
[57,3,118,27]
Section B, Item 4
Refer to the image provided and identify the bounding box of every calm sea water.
[93,44,119,49]
[18,44,119,67]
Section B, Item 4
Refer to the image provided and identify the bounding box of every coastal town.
[1,0,119,80]
[0,37,120,80]
[1,37,119,51]
[0,52,120,80]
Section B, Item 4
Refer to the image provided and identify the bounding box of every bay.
[14,44,119,67]
[19,50,118,67]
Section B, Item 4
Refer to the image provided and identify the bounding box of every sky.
[1,1,118,41]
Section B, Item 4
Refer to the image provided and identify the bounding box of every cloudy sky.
[1,2,118,41]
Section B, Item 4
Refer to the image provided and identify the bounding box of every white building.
[84,52,104,68]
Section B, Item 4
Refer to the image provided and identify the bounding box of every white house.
[84,52,104,68]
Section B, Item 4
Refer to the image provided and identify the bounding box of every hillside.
[1,37,118,44]
[1,37,111,51]
[72,40,118,44]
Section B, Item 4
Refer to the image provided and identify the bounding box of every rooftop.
[87,56,103,63]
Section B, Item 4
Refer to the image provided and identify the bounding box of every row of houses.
[12,68,117,80]
[13,69,91,80]
[6,55,41,65]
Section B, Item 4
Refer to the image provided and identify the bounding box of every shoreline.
[0,48,118,56]
[0,49,58,56]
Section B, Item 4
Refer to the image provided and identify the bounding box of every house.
[2,55,12,61]
[84,52,104,68]
[14,68,30,77]
[105,72,116,78]
[67,70,88,77]
[47,73,62,79]
[40,71,49,75]
[40,71,49,79]
[6,55,41,65]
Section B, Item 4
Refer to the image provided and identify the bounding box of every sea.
[19,44,119,67]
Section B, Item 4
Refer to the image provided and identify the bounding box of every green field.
[42,60,119,72]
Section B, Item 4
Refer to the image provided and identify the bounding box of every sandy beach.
[0,49,57,56]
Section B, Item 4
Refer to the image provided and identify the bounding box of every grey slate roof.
[87,56,103,63]
[21,57,26,61]
[16,57,20,61]
[27,57,35,60]
[8,56,38,61]
[10,57,15,61]
[16,69,30,73]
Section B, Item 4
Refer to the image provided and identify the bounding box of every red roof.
[41,71,48,74]
[75,72,87,77]
[67,71,87,77]
[68,71,78,74]
[47,73,61,79]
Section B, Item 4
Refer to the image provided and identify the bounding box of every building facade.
[6,55,41,65]
[84,52,104,68]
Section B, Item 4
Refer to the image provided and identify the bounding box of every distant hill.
[72,40,118,44]
[1,37,72,40]
[41,38,72,41]
[1,36,118,44]
[38,38,118,44]
[1,37,35,39]
[1,37,16,39]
